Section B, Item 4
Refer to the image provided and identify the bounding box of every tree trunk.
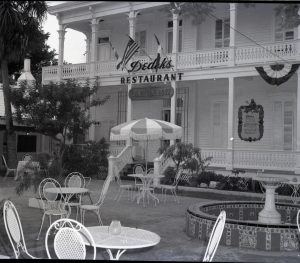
[1,59,17,167]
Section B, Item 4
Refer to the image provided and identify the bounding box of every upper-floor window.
[275,15,294,41]
[135,30,147,56]
[166,19,183,54]
[215,18,229,48]
[273,100,294,150]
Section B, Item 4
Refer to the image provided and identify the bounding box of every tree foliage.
[11,78,110,144]
[275,3,300,28]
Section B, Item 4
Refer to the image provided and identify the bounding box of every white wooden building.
[42,2,300,175]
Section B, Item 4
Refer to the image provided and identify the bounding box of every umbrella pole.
[145,139,148,173]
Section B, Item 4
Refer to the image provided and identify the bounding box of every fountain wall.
[186,201,300,251]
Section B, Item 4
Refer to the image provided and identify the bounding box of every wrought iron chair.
[203,210,226,262]
[156,168,184,203]
[114,167,135,202]
[36,178,70,240]
[1,155,16,179]
[297,209,300,233]
[3,200,37,259]
[64,172,86,220]
[45,218,96,259]
[132,164,145,190]
[80,173,112,225]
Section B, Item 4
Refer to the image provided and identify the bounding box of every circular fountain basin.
[186,201,300,251]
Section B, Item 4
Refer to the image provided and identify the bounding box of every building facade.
[43,2,300,174]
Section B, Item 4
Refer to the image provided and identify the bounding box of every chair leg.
[96,210,103,225]
[75,206,79,221]
[36,213,46,240]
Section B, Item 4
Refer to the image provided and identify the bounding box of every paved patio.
[0,176,299,261]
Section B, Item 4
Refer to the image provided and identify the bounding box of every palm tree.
[0,1,47,167]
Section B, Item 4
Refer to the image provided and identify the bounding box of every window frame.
[274,14,295,42]
[214,18,230,48]
[166,19,183,54]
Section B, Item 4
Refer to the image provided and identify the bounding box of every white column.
[90,18,98,78]
[295,8,300,173]
[126,11,138,122]
[169,11,179,145]
[227,77,234,170]
[84,32,91,63]
[57,24,66,80]
[229,3,237,66]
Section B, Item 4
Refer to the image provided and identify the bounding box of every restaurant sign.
[129,86,174,101]
[121,57,184,84]
[238,99,264,142]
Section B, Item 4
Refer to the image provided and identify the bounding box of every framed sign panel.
[238,99,264,142]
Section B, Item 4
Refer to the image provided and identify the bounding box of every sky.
[42,1,86,64]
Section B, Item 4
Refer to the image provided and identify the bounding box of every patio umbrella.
[110,117,182,172]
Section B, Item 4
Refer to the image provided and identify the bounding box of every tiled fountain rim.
[187,201,300,229]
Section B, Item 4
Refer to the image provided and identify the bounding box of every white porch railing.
[201,148,296,172]
[108,145,133,178]
[42,40,300,82]
[235,40,299,65]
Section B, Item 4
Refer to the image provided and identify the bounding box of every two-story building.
[43,1,300,176]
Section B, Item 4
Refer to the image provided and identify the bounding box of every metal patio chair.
[132,164,145,190]
[36,178,70,240]
[203,210,226,262]
[64,172,86,220]
[45,218,96,259]
[156,168,184,203]
[297,209,300,233]
[3,200,37,259]
[114,171,135,202]
[80,173,112,225]
[1,155,16,179]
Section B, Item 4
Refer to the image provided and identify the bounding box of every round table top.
[85,226,160,250]
[252,176,288,185]
[128,174,164,179]
[45,187,88,194]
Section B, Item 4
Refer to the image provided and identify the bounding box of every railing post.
[108,155,117,179]
[153,157,161,186]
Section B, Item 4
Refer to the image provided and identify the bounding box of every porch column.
[229,3,237,66]
[295,8,300,173]
[126,10,138,146]
[84,32,91,63]
[226,77,235,170]
[170,10,179,145]
[57,24,66,80]
[90,18,98,79]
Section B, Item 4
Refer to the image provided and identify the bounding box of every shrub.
[63,138,109,177]
[161,166,176,185]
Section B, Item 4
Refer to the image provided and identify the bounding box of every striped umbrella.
[110,118,182,171]
[110,118,182,141]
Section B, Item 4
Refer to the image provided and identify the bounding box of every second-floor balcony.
[42,40,300,83]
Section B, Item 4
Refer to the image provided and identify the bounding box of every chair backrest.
[2,155,8,169]
[96,174,112,206]
[65,172,85,188]
[3,200,29,259]
[23,154,32,161]
[133,164,144,174]
[39,178,64,211]
[203,210,226,262]
[45,218,96,259]
[297,210,300,233]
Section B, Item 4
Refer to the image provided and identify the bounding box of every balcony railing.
[42,40,300,82]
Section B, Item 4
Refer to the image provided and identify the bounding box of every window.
[135,30,147,56]
[273,101,294,150]
[166,19,183,54]
[275,15,294,41]
[215,18,230,48]
[17,135,37,152]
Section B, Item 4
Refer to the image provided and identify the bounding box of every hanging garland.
[255,63,300,86]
